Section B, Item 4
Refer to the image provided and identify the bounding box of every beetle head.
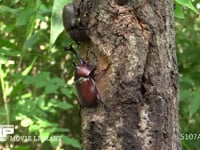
[74,63,92,80]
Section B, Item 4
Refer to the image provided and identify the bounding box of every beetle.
[64,45,100,107]
[62,3,89,43]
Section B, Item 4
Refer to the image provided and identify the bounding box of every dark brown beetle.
[62,3,89,43]
[64,45,99,107]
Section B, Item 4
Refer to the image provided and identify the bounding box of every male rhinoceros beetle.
[62,3,89,43]
[64,45,100,107]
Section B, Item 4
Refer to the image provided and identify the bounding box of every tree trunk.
[75,0,181,149]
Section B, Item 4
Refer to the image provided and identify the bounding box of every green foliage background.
[0,0,199,149]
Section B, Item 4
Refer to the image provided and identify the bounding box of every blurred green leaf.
[0,48,20,57]
[180,89,192,101]
[24,30,44,49]
[175,0,198,13]
[0,5,20,14]
[174,3,185,19]
[188,88,200,117]
[179,76,195,89]
[44,84,58,94]
[61,87,72,98]
[62,135,81,149]
[50,77,66,86]
[22,57,37,76]
[0,107,6,114]
[0,0,79,149]
[48,99,73,110]
[56,101,73,110]
[50,139,59,149]
[16,9,35,26]
[51,128,70,133]
[0,55,8,64]
[181,140,191,150]
[0,38,17,49]
[50,0,67,46]
[36,119,59,128]
[24,72,50,85]
[13,146,30,150]
[21,117,34,127]
[29,124,40,133]
[39,130,50,143]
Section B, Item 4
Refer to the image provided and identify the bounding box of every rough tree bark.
[75,0,181,149]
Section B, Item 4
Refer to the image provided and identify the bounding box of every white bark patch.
[127,34,138,81]
[137,104,152,149]
[98,9,111,23]
[104,118,123,150]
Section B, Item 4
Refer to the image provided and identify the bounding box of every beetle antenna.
[64,45,83,64]
[72,61,76,68]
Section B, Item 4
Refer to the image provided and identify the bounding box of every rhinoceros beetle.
[64,45,100,107]
[62,3,89,43]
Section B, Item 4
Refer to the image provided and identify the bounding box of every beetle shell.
[62,3,90,43]
[62,3,77,31]
[75,77,99,107]
[74,62,99,107]
[64,45,99,107]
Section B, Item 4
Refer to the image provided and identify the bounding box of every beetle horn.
[64,45,83,64]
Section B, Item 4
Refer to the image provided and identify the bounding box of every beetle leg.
[72,61,76,68]
[94,63,110,77]
[64,45,84,64]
